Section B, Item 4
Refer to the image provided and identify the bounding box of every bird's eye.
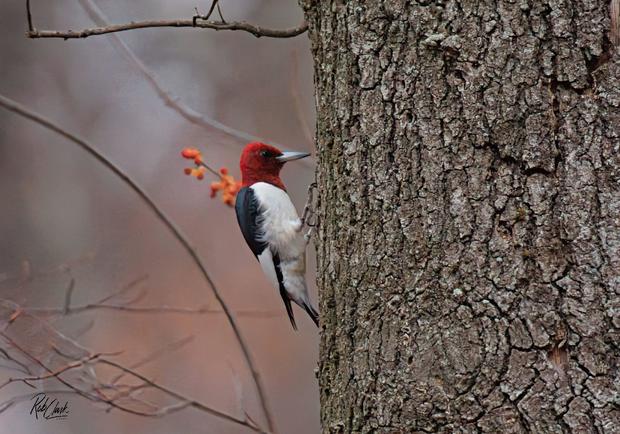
[260,150,271,158]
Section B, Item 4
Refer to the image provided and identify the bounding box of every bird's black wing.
[235,186,299,330]
[235,187,268,258]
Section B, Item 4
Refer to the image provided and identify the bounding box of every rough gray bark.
[300,1,619,432]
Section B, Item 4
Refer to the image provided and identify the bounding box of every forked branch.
[25,0,307,40]
[0,331,263,432]
[0,94,276,433]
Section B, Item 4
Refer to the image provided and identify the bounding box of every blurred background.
[0,0,318,433]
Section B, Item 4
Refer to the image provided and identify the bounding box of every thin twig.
[197,160,222,178]
[73,0,314,170]
[98,359,262,431]
[0,332,262,431]
[96,275,148,304]
[0,332,142,417]
[0,94,276,433]
[0,348,32,375]
[51,344,123,362]
[194,0,219,24]
[62,277,75,315]
[0,353,102,390]
[216,1,226,23]
[25,0,34,31]
[26,18,308,40]
[26,303,281,317]
[109,335,194,385]
[28,304,212,315]
[20,275,280,317]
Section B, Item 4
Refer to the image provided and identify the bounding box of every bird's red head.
[240,142,310,190]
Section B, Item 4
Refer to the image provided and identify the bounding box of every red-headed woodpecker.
[235,142,318,330]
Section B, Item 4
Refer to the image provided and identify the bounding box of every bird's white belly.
[251,182,309,304]
[250,182,305,259]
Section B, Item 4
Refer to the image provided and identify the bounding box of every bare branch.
[25,0,34,32]
[0,331,263,431]
[27,303,211,316]
[26,302,281,318]
[73,0,315,170]
[109,335,195,385]
[194,0,220,23]
[0,353,102,391]
[20,275,280,318]
[96,274,148,304]
[99,358,263,429]
[26,17,308,40]
[216,1,226,24]
[0,94,276,432]
[0,347,32,375]
[0,332,131,416]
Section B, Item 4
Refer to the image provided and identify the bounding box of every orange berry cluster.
[181,148,206,179]
[209,167,242,206]
[181,147,241,207]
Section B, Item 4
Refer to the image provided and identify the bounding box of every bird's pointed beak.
[276,151,311,162]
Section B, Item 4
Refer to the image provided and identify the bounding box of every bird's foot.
[304,227,315,245]
[299,182,317,232]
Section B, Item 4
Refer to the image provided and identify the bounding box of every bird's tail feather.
[282,294,298,330]
[302,302,319,328]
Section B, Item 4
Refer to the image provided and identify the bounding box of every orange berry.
[184,168,192,175]
[181,148,201,159]
[210,183,219,198]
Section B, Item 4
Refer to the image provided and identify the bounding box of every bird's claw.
[304,227,315,245]
[299,182,317,231]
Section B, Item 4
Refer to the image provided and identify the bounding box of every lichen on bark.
[300,0,619,432]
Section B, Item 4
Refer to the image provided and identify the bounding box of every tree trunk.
[300,1,619,432]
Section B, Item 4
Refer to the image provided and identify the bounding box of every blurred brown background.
[0,0,318,432]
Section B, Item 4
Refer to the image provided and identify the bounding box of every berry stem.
[197,161,222,179]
